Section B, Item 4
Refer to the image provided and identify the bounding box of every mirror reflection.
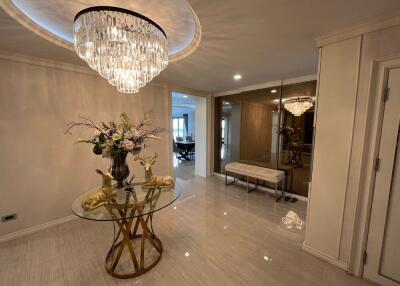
[215,81,316,198]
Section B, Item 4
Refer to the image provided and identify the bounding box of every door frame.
[168,86,212,178]
[350,56,400,277]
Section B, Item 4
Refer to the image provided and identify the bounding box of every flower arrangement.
[65,112,165,157]
[65,112,165,186]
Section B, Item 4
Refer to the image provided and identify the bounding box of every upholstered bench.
[224,162,285,201]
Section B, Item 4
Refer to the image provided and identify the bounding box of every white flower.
[92,130,101,140]
[122,139,134,151]
[124,129,140,139]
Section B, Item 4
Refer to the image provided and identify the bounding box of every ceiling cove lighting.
[73,6,168,93]
[233,74,242,80]
[284,98,313,116]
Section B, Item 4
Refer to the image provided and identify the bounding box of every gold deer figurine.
[82,169,118,210]
[135,153,175,189]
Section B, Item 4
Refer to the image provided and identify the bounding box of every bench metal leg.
[275,179,286,202]
[246,177,257,193]
[275,181,284,202]
[225,172,236,186]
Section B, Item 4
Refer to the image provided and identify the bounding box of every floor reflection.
[173,153,195,181]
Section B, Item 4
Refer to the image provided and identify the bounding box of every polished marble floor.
[0,176,372,286]
[173,153,195,181]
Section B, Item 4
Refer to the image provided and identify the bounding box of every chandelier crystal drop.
[284,98,313,116]
[73,6,168,93]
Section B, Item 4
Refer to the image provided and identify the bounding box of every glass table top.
[72,182,181,221]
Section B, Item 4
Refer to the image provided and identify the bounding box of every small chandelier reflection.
[284,98,313,116]
[73,6,168,93]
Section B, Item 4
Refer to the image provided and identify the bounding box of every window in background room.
[173,117,185,139]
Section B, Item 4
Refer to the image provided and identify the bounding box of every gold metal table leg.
[104,188,163,279]
[104,212,163,279]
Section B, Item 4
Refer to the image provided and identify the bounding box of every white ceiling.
[1,0,400,93]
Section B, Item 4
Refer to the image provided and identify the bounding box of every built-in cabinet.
[304,19,400,282]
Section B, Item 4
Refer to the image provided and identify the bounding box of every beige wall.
[305,22,400,274]
[0,55,171,236]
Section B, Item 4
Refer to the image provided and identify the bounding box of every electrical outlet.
[1,213,17,222]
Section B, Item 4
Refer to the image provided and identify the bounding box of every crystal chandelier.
[284,98,313,116]
[73,6,168,93]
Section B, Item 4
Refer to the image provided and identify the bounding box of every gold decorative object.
[69,113,174,279]
[72,179,181,279]
[81,169,117,210]
[105,187,163,279]
[135,153,175,189]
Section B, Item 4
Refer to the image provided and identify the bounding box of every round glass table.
[72,183,180,279]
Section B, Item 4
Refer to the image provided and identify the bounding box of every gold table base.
[105,189,163,279]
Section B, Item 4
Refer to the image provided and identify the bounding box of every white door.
[364,68,400,286]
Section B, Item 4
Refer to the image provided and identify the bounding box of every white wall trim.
[213,74,317,97]
[315,11,400,48]
[0,50,204,92]
[0,50,169,88]
[0,215,77,244]
[0,50,96,75]
[213,173,308,202]
[169,84,210,97]
[302,242,349,271]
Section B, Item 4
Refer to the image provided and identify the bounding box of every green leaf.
[74,139,92,145]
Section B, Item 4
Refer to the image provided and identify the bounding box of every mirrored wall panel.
[214,81,316,197]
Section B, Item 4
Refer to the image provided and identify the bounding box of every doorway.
[171,92,207,180]
[364,68,400,286]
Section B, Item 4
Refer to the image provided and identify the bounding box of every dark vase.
[110,151,129,187]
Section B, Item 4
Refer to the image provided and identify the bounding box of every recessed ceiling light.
[271,89,277,93]
[184,252,190,257]
[233,74,242,80]
[183,95,188,98]
[224,102,230,105]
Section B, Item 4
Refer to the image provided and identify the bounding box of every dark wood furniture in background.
[176,141,195,161]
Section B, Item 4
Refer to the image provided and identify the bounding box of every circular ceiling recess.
[1,0,201,62]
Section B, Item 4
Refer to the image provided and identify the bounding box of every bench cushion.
[225,162,285,184]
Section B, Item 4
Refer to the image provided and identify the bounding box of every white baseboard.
[213,172,308,202]
[0,215,77,244]
[302,242,348,271]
